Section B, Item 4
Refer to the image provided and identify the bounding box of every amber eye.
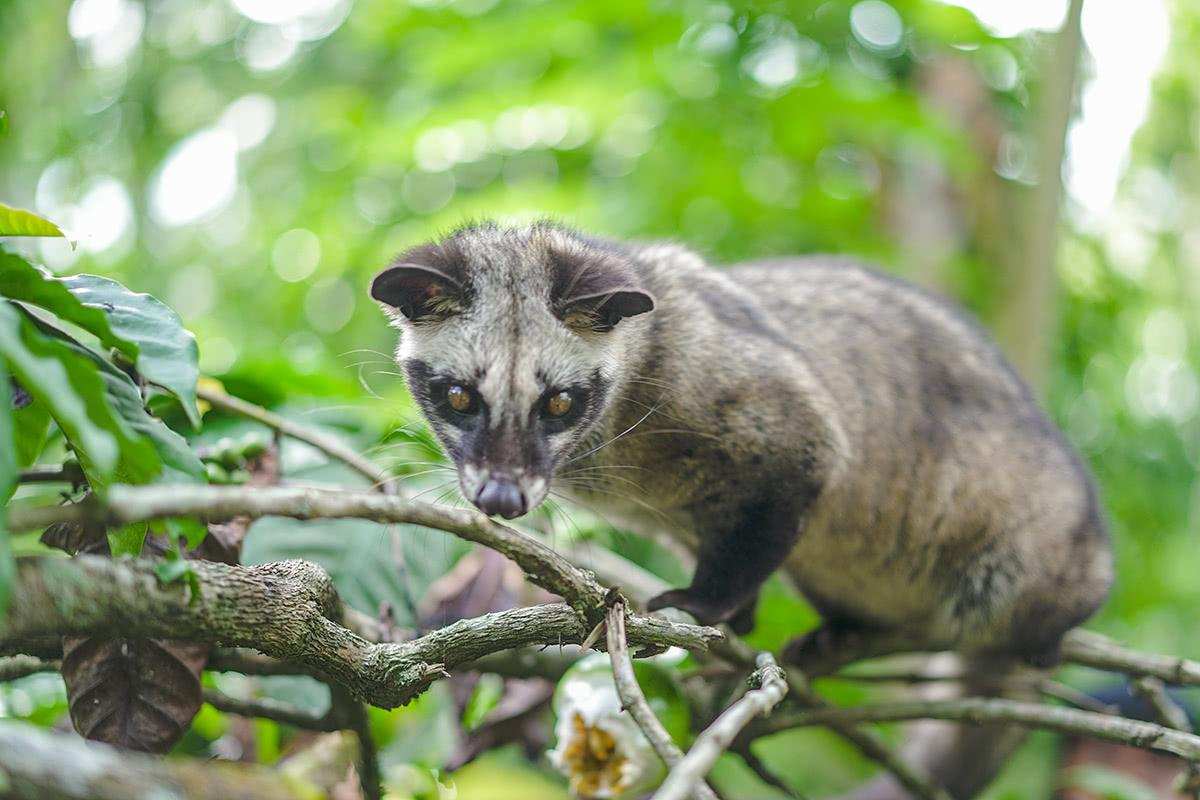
[545,391,573,418]
[446,384,474,413]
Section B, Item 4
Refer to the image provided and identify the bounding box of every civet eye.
[446,384,475,413]
[545,391,573,418]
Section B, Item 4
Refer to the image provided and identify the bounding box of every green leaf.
[0,354,17,616]
[153,556,200,602]
[0,301,126,482]
[0,203,64,238]
[108,523,149,557]
[12,400,52,467]
[59,274,201,429]
[23,313,207,551]
[0,252,136,359]
[0,253,201,428]
[164,517,208,549]
[0,110,8,137]
[85,346,204,485]
[153,556,192,584]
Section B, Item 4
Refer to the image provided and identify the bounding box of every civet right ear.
[370,263,464,322]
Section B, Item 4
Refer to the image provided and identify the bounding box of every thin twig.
[605,600,719,800]
[332,686,383,800]
[202,687,339,731]
[1131,677,1200,799]
[197,386,393,493]
[580,544,951,800]
[1064,629,1200,687]
[751,696,1200,761]
[730,740,808,800]
[207,649,308,676]
[1040,679,1119,715]
[17,464,85,485]
[784,671,952,800]
[1133,677,1193,736]
[654,653,788,800]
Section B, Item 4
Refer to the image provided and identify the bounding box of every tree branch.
[332,685,384,800]
[752,697,1200,761]
[0,654,59,681]
[1063,629,1200,687]
[0,555,719,709]
[202,687,339,731]
[0,720,312,800]
[606,600,719,800]
[197,385,394,492]
[583,543,949,800]
[6,484,609,616]
[653,653,788,800]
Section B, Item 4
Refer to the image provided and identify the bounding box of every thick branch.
[7,484,608,615]
[0,654,59,681]
[654,654,788,800]
[753,697,1200,761]
[606,601,719,800]
[0,720,310,800]
[0,555,719,709]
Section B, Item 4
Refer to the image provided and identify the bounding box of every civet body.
[370,221,1112,669]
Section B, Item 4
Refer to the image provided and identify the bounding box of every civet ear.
[559,287,655,331]
[370,263,464,322]
[550,244,655,331]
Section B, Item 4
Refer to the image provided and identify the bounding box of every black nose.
[474,478,527,519]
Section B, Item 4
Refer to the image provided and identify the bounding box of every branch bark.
[653,653,788,800]
[202,687,340,731]
[0,554,719,709]
[1063,628,1200,687]
[197,385,393,492]
[0,654,58,681]
[606,600,719,800]
[0,719,313,800]
[752,696,1200,761]
[6,483,609,617]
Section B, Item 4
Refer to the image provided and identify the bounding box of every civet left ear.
[370,263,464,322]
[559,287,655,330]
[551,244,655,331]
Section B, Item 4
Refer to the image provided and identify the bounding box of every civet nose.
[474,477,527,519]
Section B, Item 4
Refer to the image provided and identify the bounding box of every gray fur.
[371,220,1113,663]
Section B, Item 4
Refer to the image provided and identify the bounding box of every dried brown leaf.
[61,637,209,753]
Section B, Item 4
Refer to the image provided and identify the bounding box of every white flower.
[547,655,665,799]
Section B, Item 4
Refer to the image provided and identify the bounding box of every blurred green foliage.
[1,0,1197,798]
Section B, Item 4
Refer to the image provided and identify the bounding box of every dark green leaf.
[60,274,201,429]
[0,253,201,428]
[0,301,128,482]
[0,110,7,137]
[0,252,129,358]
[12,400,52,467]
[22,309,205,488]
[0,203,64,238]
